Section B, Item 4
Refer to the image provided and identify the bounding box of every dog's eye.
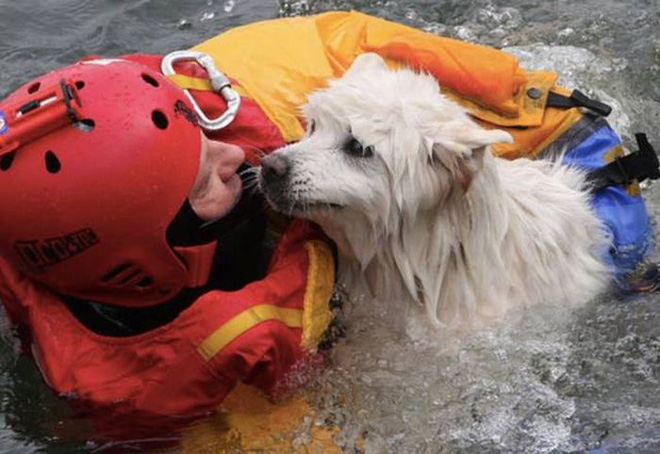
[345,138,374,158]
[308,120,316,135]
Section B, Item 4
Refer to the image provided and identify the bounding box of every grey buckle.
[161,50,240,130]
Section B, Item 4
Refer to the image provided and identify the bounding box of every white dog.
[259,53,612,328]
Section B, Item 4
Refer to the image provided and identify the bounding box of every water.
[0,0,659,452]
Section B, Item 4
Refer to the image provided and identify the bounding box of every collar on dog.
[586,133,660,192]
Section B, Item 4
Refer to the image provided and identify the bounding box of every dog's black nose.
[261,154,290,181]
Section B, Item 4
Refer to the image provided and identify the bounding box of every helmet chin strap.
[173,241,218,288]
[171,196,253,288]
[168,167,261,288]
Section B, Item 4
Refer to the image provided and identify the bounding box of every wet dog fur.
[259,53,611,327]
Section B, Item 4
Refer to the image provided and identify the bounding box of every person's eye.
[344,137,374,158]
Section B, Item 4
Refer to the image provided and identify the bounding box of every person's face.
[188,133,245,221]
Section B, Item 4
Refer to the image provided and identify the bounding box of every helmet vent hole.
[135,277,154,289]
[75,81,85,90]
[0,151,16,171]
[118,270,142,286]
[101,263,154,289]
[101,263,132,283]
[45,151,61,173]
[152,110,168,130]
[75,118,95,132]
[27,82,41,94]
[142,74,159,88]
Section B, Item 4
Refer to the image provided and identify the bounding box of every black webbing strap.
[586,133,660,193]
[547,89,613,117]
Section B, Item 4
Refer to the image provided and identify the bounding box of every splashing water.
[224,0,236,13]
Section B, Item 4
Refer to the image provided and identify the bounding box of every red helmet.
[0,58,206,307]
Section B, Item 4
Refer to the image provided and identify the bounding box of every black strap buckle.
[60,79,81,123]
[547,89,612,117]
[586,133,660,192]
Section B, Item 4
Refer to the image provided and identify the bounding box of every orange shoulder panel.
[192,12,581,158]
[192,12,560,143]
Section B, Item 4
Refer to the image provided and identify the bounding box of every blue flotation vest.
[543,114,655,275]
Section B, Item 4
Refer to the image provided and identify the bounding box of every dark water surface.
[0,0,659,453]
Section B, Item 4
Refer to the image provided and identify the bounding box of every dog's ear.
[432,124,512,193]
[345,53,388,78]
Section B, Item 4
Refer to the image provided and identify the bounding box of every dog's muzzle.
[259,153,344,213]
[259,153,292,211]
[261,153,290,182]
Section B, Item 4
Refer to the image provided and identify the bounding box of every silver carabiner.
[161,50,241,131]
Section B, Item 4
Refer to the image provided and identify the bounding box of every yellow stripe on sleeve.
[197,304,302,362]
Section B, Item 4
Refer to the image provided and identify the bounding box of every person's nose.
[207,140,245,181]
